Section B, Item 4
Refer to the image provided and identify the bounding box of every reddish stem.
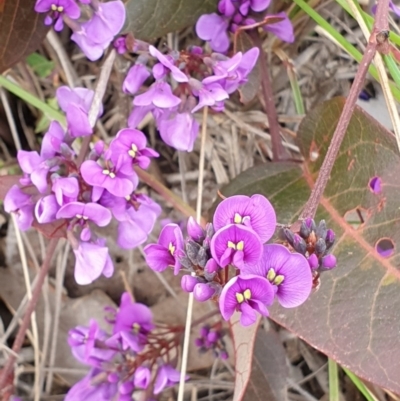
[300,0,389,219]
[0,238,59,397]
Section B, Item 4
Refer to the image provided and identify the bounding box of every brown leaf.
[0,0,50,73]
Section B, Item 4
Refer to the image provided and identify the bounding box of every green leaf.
[0,0,49,73]
[220,97,400,394]
[26,52,55,78]
[123,0,218,41]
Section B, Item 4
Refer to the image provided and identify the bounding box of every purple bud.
[300,217,316,238]
[283,228,295,246]
[316,220,327,240]
[205,258,220,274]
[189,45,203,55]
[220,350,228,360]
[200,325,210,338]
[293,234,307,254]
[322,254,337,269]
[325,229,335,248]
[187,216,205,242]
[207,331,219,343]
[108,372,119,383]
[195,338,204,347]
[315,238,327,255]
[193,283,216,302]
[307,253,319,270]
[181,275,199,293]
[119,381,134,394]
[134,366,151,389]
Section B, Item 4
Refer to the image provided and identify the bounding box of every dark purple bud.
[195,338,204,347]
[316,220,327,240]
[293,234,307,254]
[315,238,327,255]
[186,240,202,265]
[181,275,199,293]
[307,253,319,270]
[193,283,216,302]
[283,228,295,246]
[325,229,335,248]
[300,217,316,239]
[200,325,210,338]
[197,247,208,268]
[179,256,193,270]
[205,222,214,239]
[322,254,337,269]
[187,216,205,242]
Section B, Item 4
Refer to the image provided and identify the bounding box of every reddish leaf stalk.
[0,238,59,398]
[300,0,389,219]
[249,30,287,161]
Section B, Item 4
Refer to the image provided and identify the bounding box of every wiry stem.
[300,0,389,219]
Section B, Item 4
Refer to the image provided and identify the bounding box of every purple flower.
[153,364,185,395]
[149,46,188,83]
[84,1,126,45]
[190,78,229,112]
[158,110,199,151]
[41,121,66,159]
[210,224,263,269]
[263,12,294,43]
[4,185,34,230]
[17,150,50,193]
[109,128,159,170]
[128,104,156,128]
[240,0,271,15]
[80,158,138,197]
[34,0,80,31]
[196,13,230,53]
[113,36,127,54]
[72,240,114,285]
[56,86,102,137]
[144,223,184,275]
[110,293,154,352]
[134,81,181,109]
[35,194,60,224]
[218,0,236,16]
[187,216,205,242]
[134,366,151,389]
[52,177,79,206]
[123,64,151,95]
[242,244,312,308]
[213,194,276,243]
[57,201,112,227]
[219,274,274,326]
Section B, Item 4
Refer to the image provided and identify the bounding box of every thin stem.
[328,358,340,401]
[301,0,389,219]
[0,238,59,396]
[249,30,286,161]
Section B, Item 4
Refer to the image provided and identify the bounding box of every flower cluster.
[4,86,160,285]
[66,292,187,400]
[195,325,228,360]
[144,194,335,326]
[34,0,126,60]
[196,0,294,53]
[119,43,259,151]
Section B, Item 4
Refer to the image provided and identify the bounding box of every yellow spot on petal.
[243,289,251,300]
[76,214,83,219]
[125,195,131,201]
[234,213,242,224]
[128,150,136,158]
[236,240,244,251]
[267,268,276,282]
[132,322,141,334]
[102,169,110,175]
[51,4,57,11]
[82,215,89,221]
[57,5,64,12]
[168,242,175,255]
[109,172,116,179]
[227,241,236,249]
[236,292,245,304]
[273,275,285,285]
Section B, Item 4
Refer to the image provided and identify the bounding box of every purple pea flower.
[134,366,151,389]
[144,223,184,275]
[4,185,34,230]
[213,194,276,243]
[218,0,236,16]
[242,244,312,308]
[52,176,79,206]
[210,224,263,269]
[149,46,188,83]
[196,13,230,53]
[153,364,185,395]
[72,239,114,285]
[113,36,127,54]
[56,86,103,137]
[134,81,181,109]
[219,274,274,326]
[109,128,159,170]
[158,110,200,152]
[17,150,51,193]
[109,292,154,352]
[34,0,80,31]
[123,64,151,95]
[35,194,60,224]
[240,0,271,15]
[80,157,138,198]
[190,78,229,113]
[41,121,66,159]
[263,12,294,43]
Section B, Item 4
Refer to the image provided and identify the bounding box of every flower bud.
[187,216,205,242]
[322,254,337,269]
[205,258,220,274]
[197,247,208,268]
[107,372,119,383]
[307,253,319,270]
[316,220,327,240]
[292,234,307,255]
[300,217,316,239]
[181,275,199,293]
[207,331,220,343]
[119,380,134,394]
[200,325,210,338]
[283,228,295,246]
[193,283,216,302]
[134,366,151,390]
[220,350,228,360]
[325,229,335,249]
[186,240,202,265]
[315,238,327,255]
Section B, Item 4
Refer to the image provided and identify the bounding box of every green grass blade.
[328,358,340,401]
[342,367,379,401]
[0,75,66,126]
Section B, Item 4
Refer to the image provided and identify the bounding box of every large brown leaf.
[220,97,400,394]
[123,0,218,41]
[0,0,49,73]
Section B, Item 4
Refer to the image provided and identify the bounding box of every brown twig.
[0,238,59,398]
[249,29,287,161]
[300,0,389,219]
